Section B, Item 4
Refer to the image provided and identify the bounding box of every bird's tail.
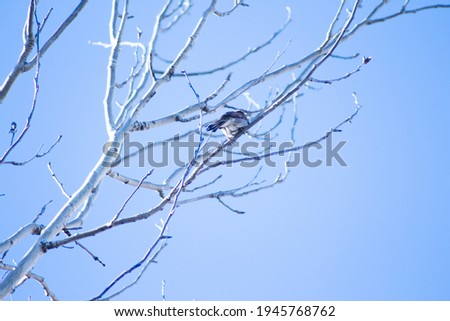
[205,121,222,132]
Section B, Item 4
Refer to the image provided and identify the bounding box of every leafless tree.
[1,0,449,300]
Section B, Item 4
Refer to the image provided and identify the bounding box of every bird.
[206,110,249,140]
[9,122,17,145]
[9,122,17,134]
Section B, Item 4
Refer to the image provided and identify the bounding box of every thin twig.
[217,196,245,214]
[319,0,346,50]
[158,6,291,77]
[185,175,222,193]
[214,0,249,17]
[147,0,173,81]
[310,55,371,84]
[74,241,106,267]
[48,162,71,199]
[109,170,153,225]
[39,7,53,33]
[1,135,62,166]
[161,280,166,301]
[99,240,169,301]
[367,3,450,25]
[331,53,359,60]
[32,200,53,224]
[91,168,186,300]
[26,0,88,71]
[63,229,106,267]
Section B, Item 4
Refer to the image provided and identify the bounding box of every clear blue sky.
[1,1,450,300]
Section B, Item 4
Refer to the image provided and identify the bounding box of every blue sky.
[1,1,450,300]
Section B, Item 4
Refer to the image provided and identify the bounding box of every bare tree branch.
[42,90,361,252]
[160,0,192,32]
[181,0,361,193]
[26,0,88,71]
[128,19,291,134]
[0,3,42,163]
[0,200,51,256]
[104,0,129,135]
[147,0,174,81]
[1,0,448,300]
[157,7,291,78]
[319,0,346,51]
[92,103,206,300]
[66,187,100,229]
[0,223,45,256]
[0,0,88,104]
[0,2,62,167]
[0,0,36,105]
[0,262,58,300]
[107,170,170,191]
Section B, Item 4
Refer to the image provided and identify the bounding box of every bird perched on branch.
[206,110,249,140]
[8,121,17,146]
[9,122,17,134]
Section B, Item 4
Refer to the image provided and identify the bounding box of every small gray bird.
[206,111,249,140]
[9,122,17,134]
[9,122,17,145]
